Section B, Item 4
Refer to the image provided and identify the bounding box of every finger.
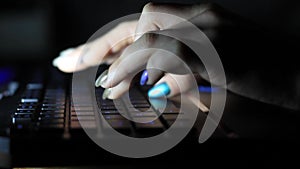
[102,31,182,88]
[52,45,86,73]
[148,73,197,98]
[53,20,138,72]
[147,48,191,75]
[53,45,123,73]
[98,33,161,88]
[145,48,180,85]
[148,73,210,112]
[101,49,151,88]
[82,21,137,66]
[102,77,132,100]
[141,31,204,85]
[144,69,164,85]
[105,33,179,87]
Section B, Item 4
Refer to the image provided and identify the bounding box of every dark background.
[0,0,299,63]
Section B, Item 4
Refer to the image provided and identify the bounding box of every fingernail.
[95,70,108,87]
[52,58,60,67]
[140,70,148,86]
[59,48,74,56]
[198,86,218,93]
[52,48,74,67]
[148,82,170,98]
[102,88,112,100]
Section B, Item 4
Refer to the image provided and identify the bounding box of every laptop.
[6,63,237,167]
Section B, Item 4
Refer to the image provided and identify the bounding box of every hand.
[54,2,245,100]
[95,3,233,99]
[53,3,300,110]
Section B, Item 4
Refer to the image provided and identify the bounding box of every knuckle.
[143,2,157,12]
[201,2,215,11]
[143,32,159,46]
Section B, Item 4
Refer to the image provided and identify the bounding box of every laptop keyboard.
[13,84,66,130]
[12,81,184,138]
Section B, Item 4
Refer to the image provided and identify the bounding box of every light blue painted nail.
[148,82,170,98]
[140,70,148,86]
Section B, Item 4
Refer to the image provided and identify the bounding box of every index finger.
[53,20,138,73]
